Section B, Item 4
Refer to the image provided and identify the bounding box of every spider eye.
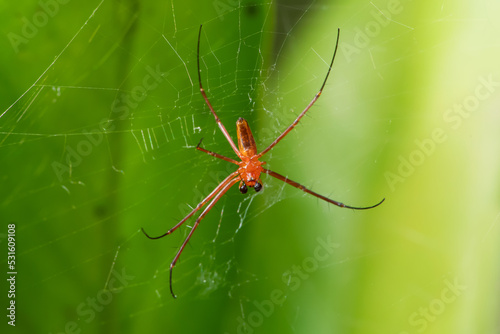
[254,182,262,192]
[239,183,248,194]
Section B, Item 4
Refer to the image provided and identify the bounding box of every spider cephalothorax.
[236,118,264,192]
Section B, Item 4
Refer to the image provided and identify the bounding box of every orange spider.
[142,25,384,298]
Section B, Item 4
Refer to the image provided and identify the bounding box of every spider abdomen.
[236,117,257,157]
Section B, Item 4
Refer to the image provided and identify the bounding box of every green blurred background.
[1,0,499,333]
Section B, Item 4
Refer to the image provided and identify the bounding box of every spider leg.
[141,170,240,240]
[168,177,240,298]
[196,137,239,165]
[263,168,384,210]
[258,29,341,158]
[197,25,241,158]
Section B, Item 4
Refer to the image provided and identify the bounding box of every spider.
[142,25,384,298]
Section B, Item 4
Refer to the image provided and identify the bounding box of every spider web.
[2,0,500,333]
